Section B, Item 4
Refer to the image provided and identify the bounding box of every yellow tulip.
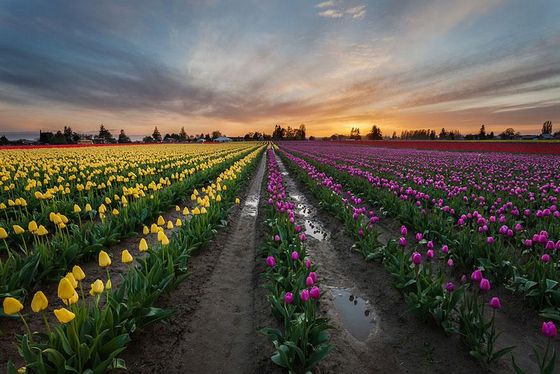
[235,197,240,204]
[72,265,86,281]
[65,272,78,288]
[182,207,190,216]
[139,238,148,252]
[200,207,207,214]
[0,227,8,239]
[175,218,182,227]
[121,249,133,264]
[191,194,197,201]
[150,223,159,233]
[90,279,104,295]
[192,207,200,215]
[105,278,112,290]
[157,230,165,242]
[175,205,180,212]
[157,215,165,226]
[3,297,23,315]
[105,197,112,204]
[161,233,170,246]
[62,291,79,305]
[193,189,199,195]
[53,308,75,324]
[13,225,25,235]
[28,220,38,232]
[31,291,48,313]
[143,226,149,235]
[36,225,48,236]
[57,277,75,300]
[166,221,173,230]
[73,204,81,213]
[84,203,92,212]
[98,250,111,267]
[216,194,222,202]
[112,208,119,216]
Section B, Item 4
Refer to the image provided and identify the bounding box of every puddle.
[290,194,301,201]
[241,195,259,217]
[332,288,376,341]
[304,219,330,241]
[297,203,310,217]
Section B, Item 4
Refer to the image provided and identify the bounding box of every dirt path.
[275,154,495,374]
[123,153,272,373]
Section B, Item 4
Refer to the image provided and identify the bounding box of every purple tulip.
[489,297,501,309]
[299,233,307,242]
[274,234,281,242]
[291,251,299,261]
[545,240,555,250]
[295,225,302,233]
[304,258,311,268]
[487,236,494,245]
[447,258,454,267]
[541,254,551,263]
[427,241,434,250]
[471,269,483,282]
[400,225,407,236]
[411,251,422,265]
[542,321,558,338]
[300,289,310,302]
[399,237,407,247]
[306,276,314,287]
[308,271,317,283]
[415,232,423,242]
[441,245,449,254]
[265,256,276,267]
[426,249,434,260]
[479,278,491,292]
[284,292,294,304]
[445,282,455,292]
[310,286,320,299]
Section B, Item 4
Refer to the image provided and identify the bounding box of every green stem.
[19,313,33,343]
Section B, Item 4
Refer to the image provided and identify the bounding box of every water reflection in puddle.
[298,204,310,217]
[304,219,329,241]
[332,288,376,341]
[241,195,259,217]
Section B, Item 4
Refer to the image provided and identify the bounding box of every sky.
[0,0,559,138]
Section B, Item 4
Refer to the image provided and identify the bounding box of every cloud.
[345,5,366,19]
[317,9,343,18]
[316,1,335,8]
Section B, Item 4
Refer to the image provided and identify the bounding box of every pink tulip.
[300,289,310,302]
[308,271,317,283]
[399,237,407,246]
[265,256,276,267]
[427,241,434,250]
[306,276,314,287]
[541,254,551,263]
[426,249,434,260]
[411,252,422,265]
[291,251,299,261]
[274,234,280,242]
[400,225,407,236]
[471,269,483,282]
[284,292,294,304]
[489,297,501,309]
[542,321,558,338]
[479,278,491,292]
[441,245,449,254]
[299,233,307,242]
[310,286,320,299]
[487,236,494,245]
[304,258,311,268]
[445,282,455,292]
[415,233,423,242]
[447,258,454,267]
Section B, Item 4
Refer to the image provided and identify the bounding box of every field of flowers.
[1,141,559,373]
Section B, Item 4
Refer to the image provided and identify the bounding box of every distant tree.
[98,124,116,143]
[391,131,397,139]
[309,136,316,141]
[500,128,516,140]
[152,126,162,142]
[479,125,486,140]
[350,127,361,140]
[367,125,383,140]
[272,125,285,140]
[542,120,553,135]
[52,130,67,144]
[0,136,9,145]
[295,124,306,140]
[39,131,54,144]
[430,130,436,140]
[142,136,154,143]
[439,128,448,139]
[118,129,131,143]
[211,130,222,139]
[205,133,211,141]
[488,131,495,139]
[179,127,188,141]
[63,126,79,144]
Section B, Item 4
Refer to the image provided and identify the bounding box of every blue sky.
[0,0,559,136]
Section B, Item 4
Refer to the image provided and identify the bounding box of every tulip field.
[1,141,559,373]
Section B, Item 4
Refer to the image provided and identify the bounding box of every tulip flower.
[411,251,422,265]
[471,269,483,282]
[542,321,558,338]
[175,218,182,227]
[284,292,294,304]
[73,204,81,213]
[65,272,78,288]
[447,258,454,267]
[167,221,174,229]
[489,297,501,309]
[308,271,317,283]
[72,265,86,281]
[235,197,241,204]
[150,223,159,233]
[58,277,75,300]
[3,297,23,315]
[486,236,494,245]
[161,233,170,246]
[63,292,79,305]
[31,291,48,313]
[291,251,299,260]
[157,215,165,226]
[299,233,306,242]
[400,225,407,236]
[90,279,104,295]
[0,227,8,239]
[121,249,133,264]
[541,254,551,263]
[399,237,407,246]
[143,226,150,235]
[98,250,111,267]
[304,258,311,268]
[415,232,423,241]
[13,225,24,235]
[105,278,112,290]
[300,289,310,302]
[479,278,491,292]
[139,238,148,252]
[426,249,434,260]
[54,308,76,324]
[445,282,455,292]
[441,245,449,254]
[310,286,320,299]
[265,256,276,267]
[306,276,315,287]
[274,234,280,242]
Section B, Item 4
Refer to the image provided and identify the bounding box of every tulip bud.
[445,282,455,292]
[300,289,310,302]
[310,286,320,299]
[284,292,294,304]
[304,258,311,268]
[121,249,133,264]
[90,279,104,295]
[265,256,276,267]
[98,250,111,267]
[411,251,422,265]
[470,269,483,282]
[57,277,75,300]
[3,297,23,315]
[72,265,86,281]
[31,291,48,313]
[54,308,75,324]
[306,276,314,287]
[489,297,501,309]
[291,251,299,261]
[542,321,558,338]
[479,278,491,292]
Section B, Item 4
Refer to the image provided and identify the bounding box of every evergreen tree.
[152,126,162,142]
[118,129,131,143]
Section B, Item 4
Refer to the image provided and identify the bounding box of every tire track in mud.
[123,153,271,374]
[275,154,491,374]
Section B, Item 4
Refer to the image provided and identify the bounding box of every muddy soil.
[276,154,498,374]
[121,153,276,373]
